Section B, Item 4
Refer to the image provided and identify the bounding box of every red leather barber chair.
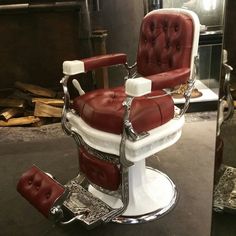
[17,8,200,228]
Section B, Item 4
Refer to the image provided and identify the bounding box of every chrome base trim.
[110,169,178,224]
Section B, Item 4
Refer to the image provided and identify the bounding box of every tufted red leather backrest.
[137,11,194,77]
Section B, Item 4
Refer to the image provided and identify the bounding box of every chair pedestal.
[89,159,178,224]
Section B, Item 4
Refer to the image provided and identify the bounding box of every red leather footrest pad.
[17,166,65,218]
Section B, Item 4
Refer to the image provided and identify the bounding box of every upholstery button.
[28,180,32,185]
[35,184,41,190]
[34,182,41,190]
[163,22,168,32]
[45,192,51,199]
[175,25,179,32]
[150,22,155,31]
[151,38,156,46]
[176,44,180,51]
[143,36,147,44]
[166,42,170,49]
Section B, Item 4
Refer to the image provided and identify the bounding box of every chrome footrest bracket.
[60,177,125,229]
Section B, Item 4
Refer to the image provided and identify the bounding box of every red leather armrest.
[17,166,65,218]
[81,53,127,72]
[146,68,190,90]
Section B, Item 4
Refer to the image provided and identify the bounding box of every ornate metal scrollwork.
[175,55,199,118]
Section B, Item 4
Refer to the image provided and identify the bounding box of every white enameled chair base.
[89,160,178,223]
[67,111,184,162]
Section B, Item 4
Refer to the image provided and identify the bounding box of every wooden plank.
[14,81,56,98]
[24,110,34,117]
[0,116,40,127]
[10,89,34,107]
[0,108,23,120]
[32,98,64,107]
[31,117,50,127]
[223,100,236,108]
[0,98,26,108]
[34,102,62,118]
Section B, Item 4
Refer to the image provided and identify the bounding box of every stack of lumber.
[0,81,64,127]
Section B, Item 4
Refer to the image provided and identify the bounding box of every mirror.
[211,0,236,235]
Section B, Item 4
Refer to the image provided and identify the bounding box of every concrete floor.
[0,114,217,236]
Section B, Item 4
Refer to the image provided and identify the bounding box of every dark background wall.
[0,0,144,91]
[97,0,143,64]
[0,11,81,90]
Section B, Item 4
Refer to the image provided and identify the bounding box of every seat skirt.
[67,110,184,162]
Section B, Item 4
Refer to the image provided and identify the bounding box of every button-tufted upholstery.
[79,147,121,191]
[137,11,193,79]
[17,166,65,217]
[73,87,174,135]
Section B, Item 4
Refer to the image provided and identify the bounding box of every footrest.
[63,177,123,228]
[17,165,66,218]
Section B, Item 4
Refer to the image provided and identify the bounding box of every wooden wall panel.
[0,10,92,91]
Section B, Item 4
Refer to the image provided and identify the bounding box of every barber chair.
[17,8,200,228]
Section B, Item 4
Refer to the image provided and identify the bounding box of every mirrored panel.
[212,0,236,235]
[163,0,225,28]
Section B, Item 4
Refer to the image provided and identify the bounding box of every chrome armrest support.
[60,75,85,148]
[60,75,74,136]
[122,96,149,142]
[119,96,135,168]
[119,95,149,168]
[124,62,137,80]
[175,55,199,118]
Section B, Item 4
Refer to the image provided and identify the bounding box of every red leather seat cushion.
[73,87,174,135]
